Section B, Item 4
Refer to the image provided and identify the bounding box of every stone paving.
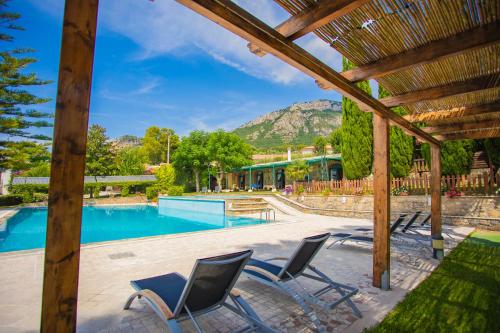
[0,208,473,333]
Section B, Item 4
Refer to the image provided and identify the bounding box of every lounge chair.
[124,250,276,333]
[243,233,361,332]
[327,214,408,248]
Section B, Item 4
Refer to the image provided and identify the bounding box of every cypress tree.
[378,85,414,177]
[340,57,373,179]
[421,140,475,175]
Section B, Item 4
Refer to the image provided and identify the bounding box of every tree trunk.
[194,170,200,192]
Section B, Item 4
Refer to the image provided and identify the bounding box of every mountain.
[232,99,342,148]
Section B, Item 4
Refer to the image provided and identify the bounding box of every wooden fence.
[293,172,499,196]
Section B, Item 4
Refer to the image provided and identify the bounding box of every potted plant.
[445,186,463,198]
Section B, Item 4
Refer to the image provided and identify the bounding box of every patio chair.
[327,214,407,248]
[243,233,361,332]
[124,250,276,333]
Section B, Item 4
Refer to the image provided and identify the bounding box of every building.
[227,154,342,191]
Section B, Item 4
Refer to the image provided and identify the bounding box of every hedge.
[0,195,24,206]
[10,181,157,202]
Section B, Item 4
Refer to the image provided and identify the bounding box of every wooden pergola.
[41,0,499,331]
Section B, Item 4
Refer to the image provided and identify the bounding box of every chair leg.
[276,282,325,333]
[166,319,183,333]
[308,267,362,318]
[228,295,277,333]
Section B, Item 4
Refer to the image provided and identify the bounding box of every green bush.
[33,193,49,202]
[167,185,184,196]
[120,185,130,197]
[0,195,23,206]
[146,186,160,200]
[93,186,101,198]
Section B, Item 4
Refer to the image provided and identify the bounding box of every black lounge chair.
[327,214,407,248]
[243,233,361,332]
[124,250,276,333]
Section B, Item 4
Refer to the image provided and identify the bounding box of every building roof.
[11,175,157,185]
[238,154,341,171]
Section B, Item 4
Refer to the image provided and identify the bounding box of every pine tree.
[0,0,52,169]
[340,57,373,179]
[421,140,475,176]
[379,85,414,177]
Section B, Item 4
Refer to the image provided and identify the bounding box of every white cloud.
[30,0,344,85]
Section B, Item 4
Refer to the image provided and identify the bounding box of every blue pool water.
[0,205,267,252]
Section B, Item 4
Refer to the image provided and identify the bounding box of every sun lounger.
[243,233,361,332]
[124,250,276,333]
[328,215,408,248]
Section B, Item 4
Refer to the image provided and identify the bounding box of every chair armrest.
[245,265,280,282]
[230,288,242,297]
[139,289,175,319]
[264,257,288,262]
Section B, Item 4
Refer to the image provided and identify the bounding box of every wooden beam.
[373,114,391,289]
[175,0,440,145]
[40,0,98,332]
[341,21,500,82]
[430,145,443,259]
[435,128,500,141]
[248,0,369,56]
[380,74,500,107]
[404,102,500,123]
[423,119,500,134]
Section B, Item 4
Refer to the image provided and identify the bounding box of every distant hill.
[232,99,342,148]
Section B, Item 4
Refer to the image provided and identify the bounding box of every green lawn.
[366,231,500,333]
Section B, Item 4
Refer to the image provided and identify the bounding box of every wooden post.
[373,114,390,290]
[40,1,99,332]
[430,144,444,260]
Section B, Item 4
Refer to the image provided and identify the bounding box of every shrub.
[93,186,101,198]
[0,195,23,206]
[33,193,49,202]
[120,185,130,197]
[167,185,184,196]
[146,186,160,200]
[321,188,331,197]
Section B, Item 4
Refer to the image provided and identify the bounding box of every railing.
[293,171,499,196]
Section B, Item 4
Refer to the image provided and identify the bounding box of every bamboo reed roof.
[274,0,500,134]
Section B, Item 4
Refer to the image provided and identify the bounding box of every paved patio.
[0,209,472,333]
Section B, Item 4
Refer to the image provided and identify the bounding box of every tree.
[155,163,176,191]
[173,130,209,192]
[85,124,116,176]
[0,141,50,171]
[328,128,342,153]
[0,0,52,169]
[207,130,252,189]
[483,138,500,171]
[313,136,327,155]
[21,162,50,176]
[421,140,475,175]
[340,57,373,179]
[379,85,414,177]
[285,160,311,182]
[142,126,179,165]
[115,147,146,175]
[313,136,328,180]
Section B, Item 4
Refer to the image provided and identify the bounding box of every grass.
[366,230,500,333]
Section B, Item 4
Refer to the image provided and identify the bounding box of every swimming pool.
[0,204,267,252]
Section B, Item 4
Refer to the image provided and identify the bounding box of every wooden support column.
[430,144,444,260]
[40,1,99,332]
[373,114,391,290]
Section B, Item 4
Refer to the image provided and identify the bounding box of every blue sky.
[7,0,376,139]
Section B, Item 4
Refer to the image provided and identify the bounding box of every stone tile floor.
[0,211,473,333]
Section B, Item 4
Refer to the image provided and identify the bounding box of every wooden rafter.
[434,128,500,141]
[404,102,500,123]
[380,74,500,107]
[341,21,500,82]
[248,0,370,56]
[423,119,500,134]
[176,0,440,145]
